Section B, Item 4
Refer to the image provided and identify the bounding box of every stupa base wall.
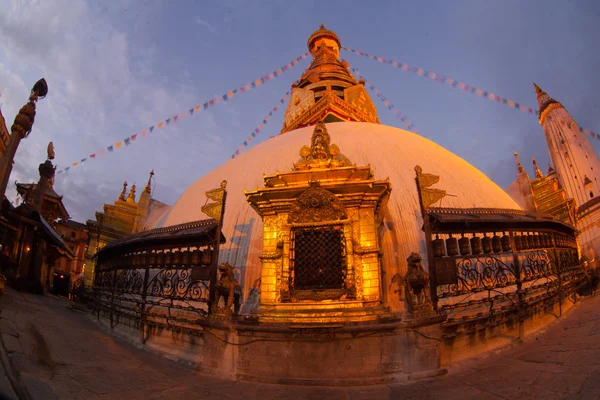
[441,294,579,366]
[87,293,587,386]
[90,311,446,386]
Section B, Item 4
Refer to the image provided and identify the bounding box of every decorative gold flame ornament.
[201,180,227,222]
[415,165,447,210]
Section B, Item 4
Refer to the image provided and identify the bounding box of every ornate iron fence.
[90,250,219,341]
[429,229,586,336]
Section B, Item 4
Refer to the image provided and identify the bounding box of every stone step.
[257,305,391,323]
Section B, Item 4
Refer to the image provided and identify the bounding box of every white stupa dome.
[155,122,520,301]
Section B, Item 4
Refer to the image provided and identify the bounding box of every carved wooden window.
[290,225,346,291]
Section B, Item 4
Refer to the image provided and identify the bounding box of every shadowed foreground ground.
[0,289,599,399]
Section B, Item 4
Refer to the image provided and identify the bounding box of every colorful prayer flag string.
[56,53,310,175]
[230,91,291,160]
[343,47,599,141]
[349,67,417,133]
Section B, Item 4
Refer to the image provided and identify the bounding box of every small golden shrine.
[245,121,391,322]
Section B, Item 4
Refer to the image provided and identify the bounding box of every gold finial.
[127,184,136,203]
[220,180,227,189]
[533,83,543,96]
[47,142,55,160]
[307,24,341,55]
[513,152,524,173]
[533,158,543,179]
[145,170,154,193]
[119,181,128,201]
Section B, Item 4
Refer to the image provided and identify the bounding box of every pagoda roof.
[57,219,88,231]
[15,182,70,221]
[16,182,62,199]
[427,206,576,235]
[97,218,226,257]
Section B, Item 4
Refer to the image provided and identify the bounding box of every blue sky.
[1,0,599,222]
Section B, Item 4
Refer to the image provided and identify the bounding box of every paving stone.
[563,349,600,366]
[0,310,16,323]
[388,383,434,400]
[21,373,59,400]
[533,371,587,396]
[517,348,573,364]
[575,372,600,399]
[0,321,17,339]
[273,386,348,400]
[1,334,22,354]
[0,371,17,400]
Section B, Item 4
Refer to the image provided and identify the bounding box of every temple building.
[0,143,75,291]
[15,182,70,222]
[507,84,600,273]
[83,171,170,287]
[88,25,588,385]
[53,219,89,294]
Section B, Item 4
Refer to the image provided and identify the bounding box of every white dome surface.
[156,122,520,300]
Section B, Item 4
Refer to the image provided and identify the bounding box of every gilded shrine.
[245,120,391,322]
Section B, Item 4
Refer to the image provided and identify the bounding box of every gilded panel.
[344,85,377,121]
[284,88,315,128]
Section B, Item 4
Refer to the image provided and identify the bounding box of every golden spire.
[118,181,128,201]
[127,184,136,203]
[280,25,379,134]
[144,169,154,194]
[513,152,524,174]
[533,158,544,179]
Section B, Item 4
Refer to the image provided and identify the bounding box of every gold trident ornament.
[201,180,227,222]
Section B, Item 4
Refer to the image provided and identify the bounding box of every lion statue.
[212,262,241,315]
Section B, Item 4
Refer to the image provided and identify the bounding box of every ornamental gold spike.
[415,165,446,210]
[201,180,227,222]
[118,181,128,201]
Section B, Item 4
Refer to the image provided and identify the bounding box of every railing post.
[139,264,150,344]
[509,231,524,340]
[550,232,563,316]
[110,269,117,328]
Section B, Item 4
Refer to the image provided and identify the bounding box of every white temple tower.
[535,83,600,269]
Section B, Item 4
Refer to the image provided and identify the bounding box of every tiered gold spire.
[533,158,544,179]
[513,152,525,174]
[118,181,128,201]
[144,170,154,194]
[280,25,379,134]
[127,184,136,203]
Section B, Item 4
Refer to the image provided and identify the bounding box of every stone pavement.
[0,288,599,400]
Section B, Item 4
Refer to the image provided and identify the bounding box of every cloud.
[0,0,221,222]
[195,17,215,33]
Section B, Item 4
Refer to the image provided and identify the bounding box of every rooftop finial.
[127,184,136,203]
[119,181,128,201]
[145,169,154,193]
[533,158,543,179]
[513,152,524,173]
[533,82,543,96]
